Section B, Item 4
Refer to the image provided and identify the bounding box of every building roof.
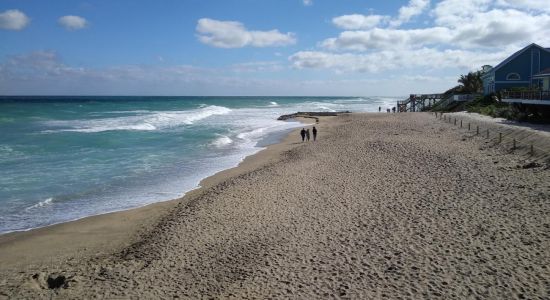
[489,43,550,73]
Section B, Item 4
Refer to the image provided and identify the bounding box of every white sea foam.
[26,197,53,210]
[316,106,337,112]
[44,105,232,133]
[212,135,233,147]
[1,96,394,234]
[0,145,13,153]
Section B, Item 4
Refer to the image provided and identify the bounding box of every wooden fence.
[434,112,550,163]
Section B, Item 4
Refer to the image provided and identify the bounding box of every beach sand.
[1,112,549,299]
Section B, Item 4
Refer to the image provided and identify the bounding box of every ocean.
[0,96,399,234]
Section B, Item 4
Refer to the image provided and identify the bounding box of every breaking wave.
[44,105,232,133]
[26,197,53,210]
[212,135,233,148]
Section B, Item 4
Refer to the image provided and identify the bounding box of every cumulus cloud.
[451,9,549,48]
[196,18,296,48]
[322,0,550,53]
[0,51,295,95]
[289,48,509,73]
[390,0,430,27]
[58,15,88,31]
[433,1,550,48]
[433,0,494,27]
[303,0,313,6]
[332,14,388,30]
[321,27,452,51]
[0,50,464,96]
[0,9,30,30]
[496,0,550,12]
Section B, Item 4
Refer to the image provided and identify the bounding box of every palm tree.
[457,71,483,93]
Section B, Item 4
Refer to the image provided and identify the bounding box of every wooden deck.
[397,94,444,112]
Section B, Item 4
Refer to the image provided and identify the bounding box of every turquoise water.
[0,96,398,233]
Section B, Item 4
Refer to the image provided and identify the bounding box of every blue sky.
[1,0,550,96]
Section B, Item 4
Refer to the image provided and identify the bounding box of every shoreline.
[2,112,549,298]
[0,116,320,269]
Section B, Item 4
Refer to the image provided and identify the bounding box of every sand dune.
[1,112,549,299]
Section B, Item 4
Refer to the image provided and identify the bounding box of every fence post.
[454,119,457,125]
[499,132,502,143]
[486,129,489,139]
[512,139,516,150]
[460,120,462,128]
[476,126,479,135]
[468,123,471,131]
[530,144,534,156]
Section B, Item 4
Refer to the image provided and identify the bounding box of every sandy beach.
[1,112,549,299]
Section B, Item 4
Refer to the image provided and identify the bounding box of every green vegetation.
[465,95,550,123]
[457,71,484,94]
[443,71,483,96]
[465,95,512,118]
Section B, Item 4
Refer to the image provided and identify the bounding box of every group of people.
[379,106,396,113]
[300,126,317,142]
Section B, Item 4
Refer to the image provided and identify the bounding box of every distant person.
[300,128,306,142]
[306,129,310,141]
[392,107,396,113]
[378,106,381,112]
[387,108,391,113]
[312,126,317,141]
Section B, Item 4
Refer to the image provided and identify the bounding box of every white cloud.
[331,0,430,30]
[323,2,550,52]
[58,15,88,31]
[289,48,509,73]
[230,61,284,73]
[196,18,296,48]
[390,0,430,27]
[451,9,550,48]
[321,27,452,51]
[432,0,492,27]
[0,51,465,96]
[303,0,313,6]
[0,51,292,95]
[0,9,30,30]
[332,14,388,30]
[496,0,550,13]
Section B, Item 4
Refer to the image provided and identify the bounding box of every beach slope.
[1,112,549,299]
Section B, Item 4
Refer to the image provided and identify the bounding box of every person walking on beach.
[306,129,310,141]
[312,126,317,141]
[300,128,306,142]
[378,106,381,112]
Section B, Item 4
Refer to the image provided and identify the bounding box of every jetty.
[277,111,350,122]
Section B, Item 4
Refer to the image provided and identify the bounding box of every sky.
[1,0,550,96]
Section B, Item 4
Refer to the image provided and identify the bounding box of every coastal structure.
[397,94,444,112]
[481,43,550,104]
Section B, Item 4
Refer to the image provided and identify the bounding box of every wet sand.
[1,112,549,299]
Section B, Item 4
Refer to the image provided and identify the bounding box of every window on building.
[506,73,521,80]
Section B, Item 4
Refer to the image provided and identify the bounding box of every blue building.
[482,43,550,95]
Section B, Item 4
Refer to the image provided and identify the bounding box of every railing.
[397,93,445,112]
[452,94,480,102]
[502,90,550,101]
